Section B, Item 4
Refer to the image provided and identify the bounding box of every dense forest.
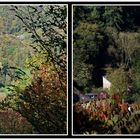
[0,5,67,134]
[73,6,140,134]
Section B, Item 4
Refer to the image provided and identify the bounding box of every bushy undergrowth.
[73,96,140,134]
[0,108,35,134]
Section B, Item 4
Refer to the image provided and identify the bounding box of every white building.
[103,76,111,90]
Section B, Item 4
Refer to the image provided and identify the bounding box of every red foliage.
[74,95,131,125]
[0,108,34,133]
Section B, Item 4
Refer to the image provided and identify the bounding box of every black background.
[0,1,140,138]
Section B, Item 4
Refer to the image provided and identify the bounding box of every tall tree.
[3,5,67,134]
[73,22,105,90]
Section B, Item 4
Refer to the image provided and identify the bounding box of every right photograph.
[73,4,140,135]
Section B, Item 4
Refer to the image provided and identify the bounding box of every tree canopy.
[73,6,140,100]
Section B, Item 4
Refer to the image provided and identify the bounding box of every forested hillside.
[73,6,140,99]
[73,6,140,134]
[0,5,67,134]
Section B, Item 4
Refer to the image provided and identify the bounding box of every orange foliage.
[36,61,67,101]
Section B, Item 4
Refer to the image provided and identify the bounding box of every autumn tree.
[2,5,67,134]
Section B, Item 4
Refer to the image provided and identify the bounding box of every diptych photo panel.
[0,4,67,135]
[72,4,140,136]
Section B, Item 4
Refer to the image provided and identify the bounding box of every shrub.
[0,108,35,134]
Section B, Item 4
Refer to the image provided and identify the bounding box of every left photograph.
[0,4,67,134]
